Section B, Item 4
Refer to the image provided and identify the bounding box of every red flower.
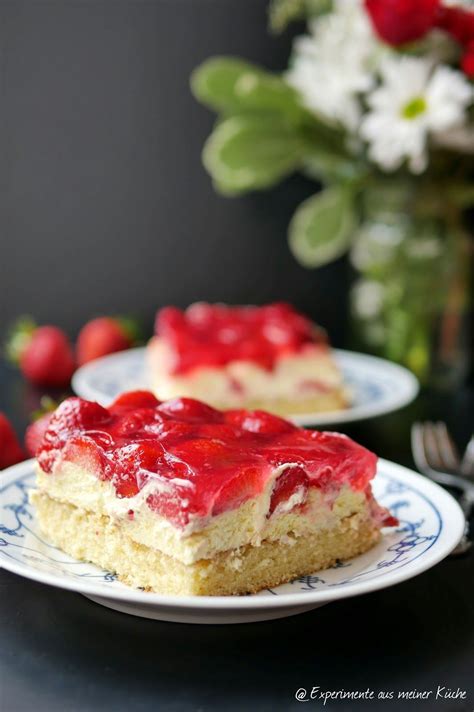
[461,41,474,77]
[436,6,474,45]
[436,6,474,77]
[364,0,440,46]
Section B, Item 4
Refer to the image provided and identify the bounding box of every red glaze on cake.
[155,302,327,375]
[37,390,386,530]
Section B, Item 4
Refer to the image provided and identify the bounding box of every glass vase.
[349,179,471,389]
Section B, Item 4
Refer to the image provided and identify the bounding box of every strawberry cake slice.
[31,391,396,596]
[147,302,348,416]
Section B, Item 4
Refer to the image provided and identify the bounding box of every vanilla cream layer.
[35,463,368,565]
[147,337,345,408]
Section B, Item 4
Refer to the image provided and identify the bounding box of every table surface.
[1,361,473,712]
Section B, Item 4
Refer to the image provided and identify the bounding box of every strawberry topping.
[155,302,327,374]
[37,391,379,528]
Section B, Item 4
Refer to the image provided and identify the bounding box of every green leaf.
[32,396,61,422]
[191,57,304,121]
[211,178,248,197]
[203,115,306,193]
[4,316,37,364]
[234,72,303,121]
[268,0,306,32]
[191,57,257,113]
[268,0,331,33]
[289,187,357,268]
[115,316,143,345]
[303,153,364,185]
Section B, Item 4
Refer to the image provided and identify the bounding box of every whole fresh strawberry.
[6,317,75,388]
[0,413,26,469]
[76,316,139,366]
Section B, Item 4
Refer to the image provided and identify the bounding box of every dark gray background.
[0,0,347,342]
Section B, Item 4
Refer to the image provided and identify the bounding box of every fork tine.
[434,421,460,471]
[461,435,474,478]
[411,423,432,475]
[412,422,474,501]
[423,421,445,471]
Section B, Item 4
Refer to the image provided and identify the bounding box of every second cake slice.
[147,302,348,415]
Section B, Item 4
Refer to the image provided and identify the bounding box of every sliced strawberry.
[61,435,106,473]
[157,397,223,423]
[225,409,295,436]
[174,437,231,470]
[0,413,26,469]
[112,440,166,497]
[269,466,309,515]
[114,409,163,438]
[212,465,265,516]
[38,397,111,472]
[110,390,160,414]
[156,306,185,334]
[46,397,111,434]
[154,419,197,445]
[191,423,237,441]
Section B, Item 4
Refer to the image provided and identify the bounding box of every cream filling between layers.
[35,462,368,565]
[147,337,346,407]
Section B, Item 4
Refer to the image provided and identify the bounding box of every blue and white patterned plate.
[72,347,419,427]
[0,459,463,624]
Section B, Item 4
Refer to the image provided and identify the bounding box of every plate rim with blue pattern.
[0,458,463,622]
[71,347,419,427]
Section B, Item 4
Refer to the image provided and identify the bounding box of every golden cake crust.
[31,490,380,596]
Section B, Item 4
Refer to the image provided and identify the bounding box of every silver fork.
[411,422,474,556]
[461,435,474,477]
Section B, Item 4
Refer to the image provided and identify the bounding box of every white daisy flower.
[285,0,381,130]
[351,279,385,320]
[360,56,473,173]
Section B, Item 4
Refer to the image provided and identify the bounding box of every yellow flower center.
[402,97,427,120]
